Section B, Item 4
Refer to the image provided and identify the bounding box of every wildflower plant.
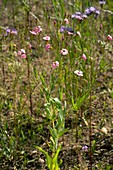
[36,97,67,170]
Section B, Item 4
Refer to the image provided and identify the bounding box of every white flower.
[60,49,68,55]
[43,36,50,41]
[74,70,83,76]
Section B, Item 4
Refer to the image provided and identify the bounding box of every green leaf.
[58,129,68,138]
[52,145,62,170]
[35,146,52,169]
[72,90,90,111]
[48,126,58,139]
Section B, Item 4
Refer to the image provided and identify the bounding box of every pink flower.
[18,49,26,55]
[45,44,51,51]
[18,49,27,58]
[74,70,83,76]
[68,31,74,35]
[30,26,42,35]
[18,51,22,56]
[81,53,87,60]
[64,18,69,24]
[43,36,50,41]
[75,15,83,21]
[107,35,112,41]
[52,61,59,68]
[21,54,27,58]
[60,49,68,55]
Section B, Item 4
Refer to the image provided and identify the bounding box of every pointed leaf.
[72,90,90,111]
[35,146,52,169]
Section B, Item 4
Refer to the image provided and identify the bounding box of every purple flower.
[85,8,92,16]
[99,0,106,5]
[72,11,88,21]
[60,26,75,34]
[60,26,65,33]
[85,7,96,16]
[5,28,17,36]
[82,145,88,152]
[90,7,96,13]
[84,7,100,17]
[82,14,88,19]
[95,10,100,16]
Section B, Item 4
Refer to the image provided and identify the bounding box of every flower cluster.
[72,7,100,21]
[5,28,17,36]
[18,49,27,58]
[71,12,87,21]
[84,7,100,18]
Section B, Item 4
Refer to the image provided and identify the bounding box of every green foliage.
[36,145,61,170]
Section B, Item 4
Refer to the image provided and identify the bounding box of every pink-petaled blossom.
[18,49,26,56]
[30,26,42,35]
[18,51,22,56]
[64,18,69,24]
[107,35,112,41]
[18,49,27,58]
[68,31,74,35]
[81,53,87,60]
[43,36,50,41]
[21,54,27,58]
[45,44,51,51]
[74,70,83,76]
[52,61,59,68]
[75,15,83,21]
[60,49,68,55]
